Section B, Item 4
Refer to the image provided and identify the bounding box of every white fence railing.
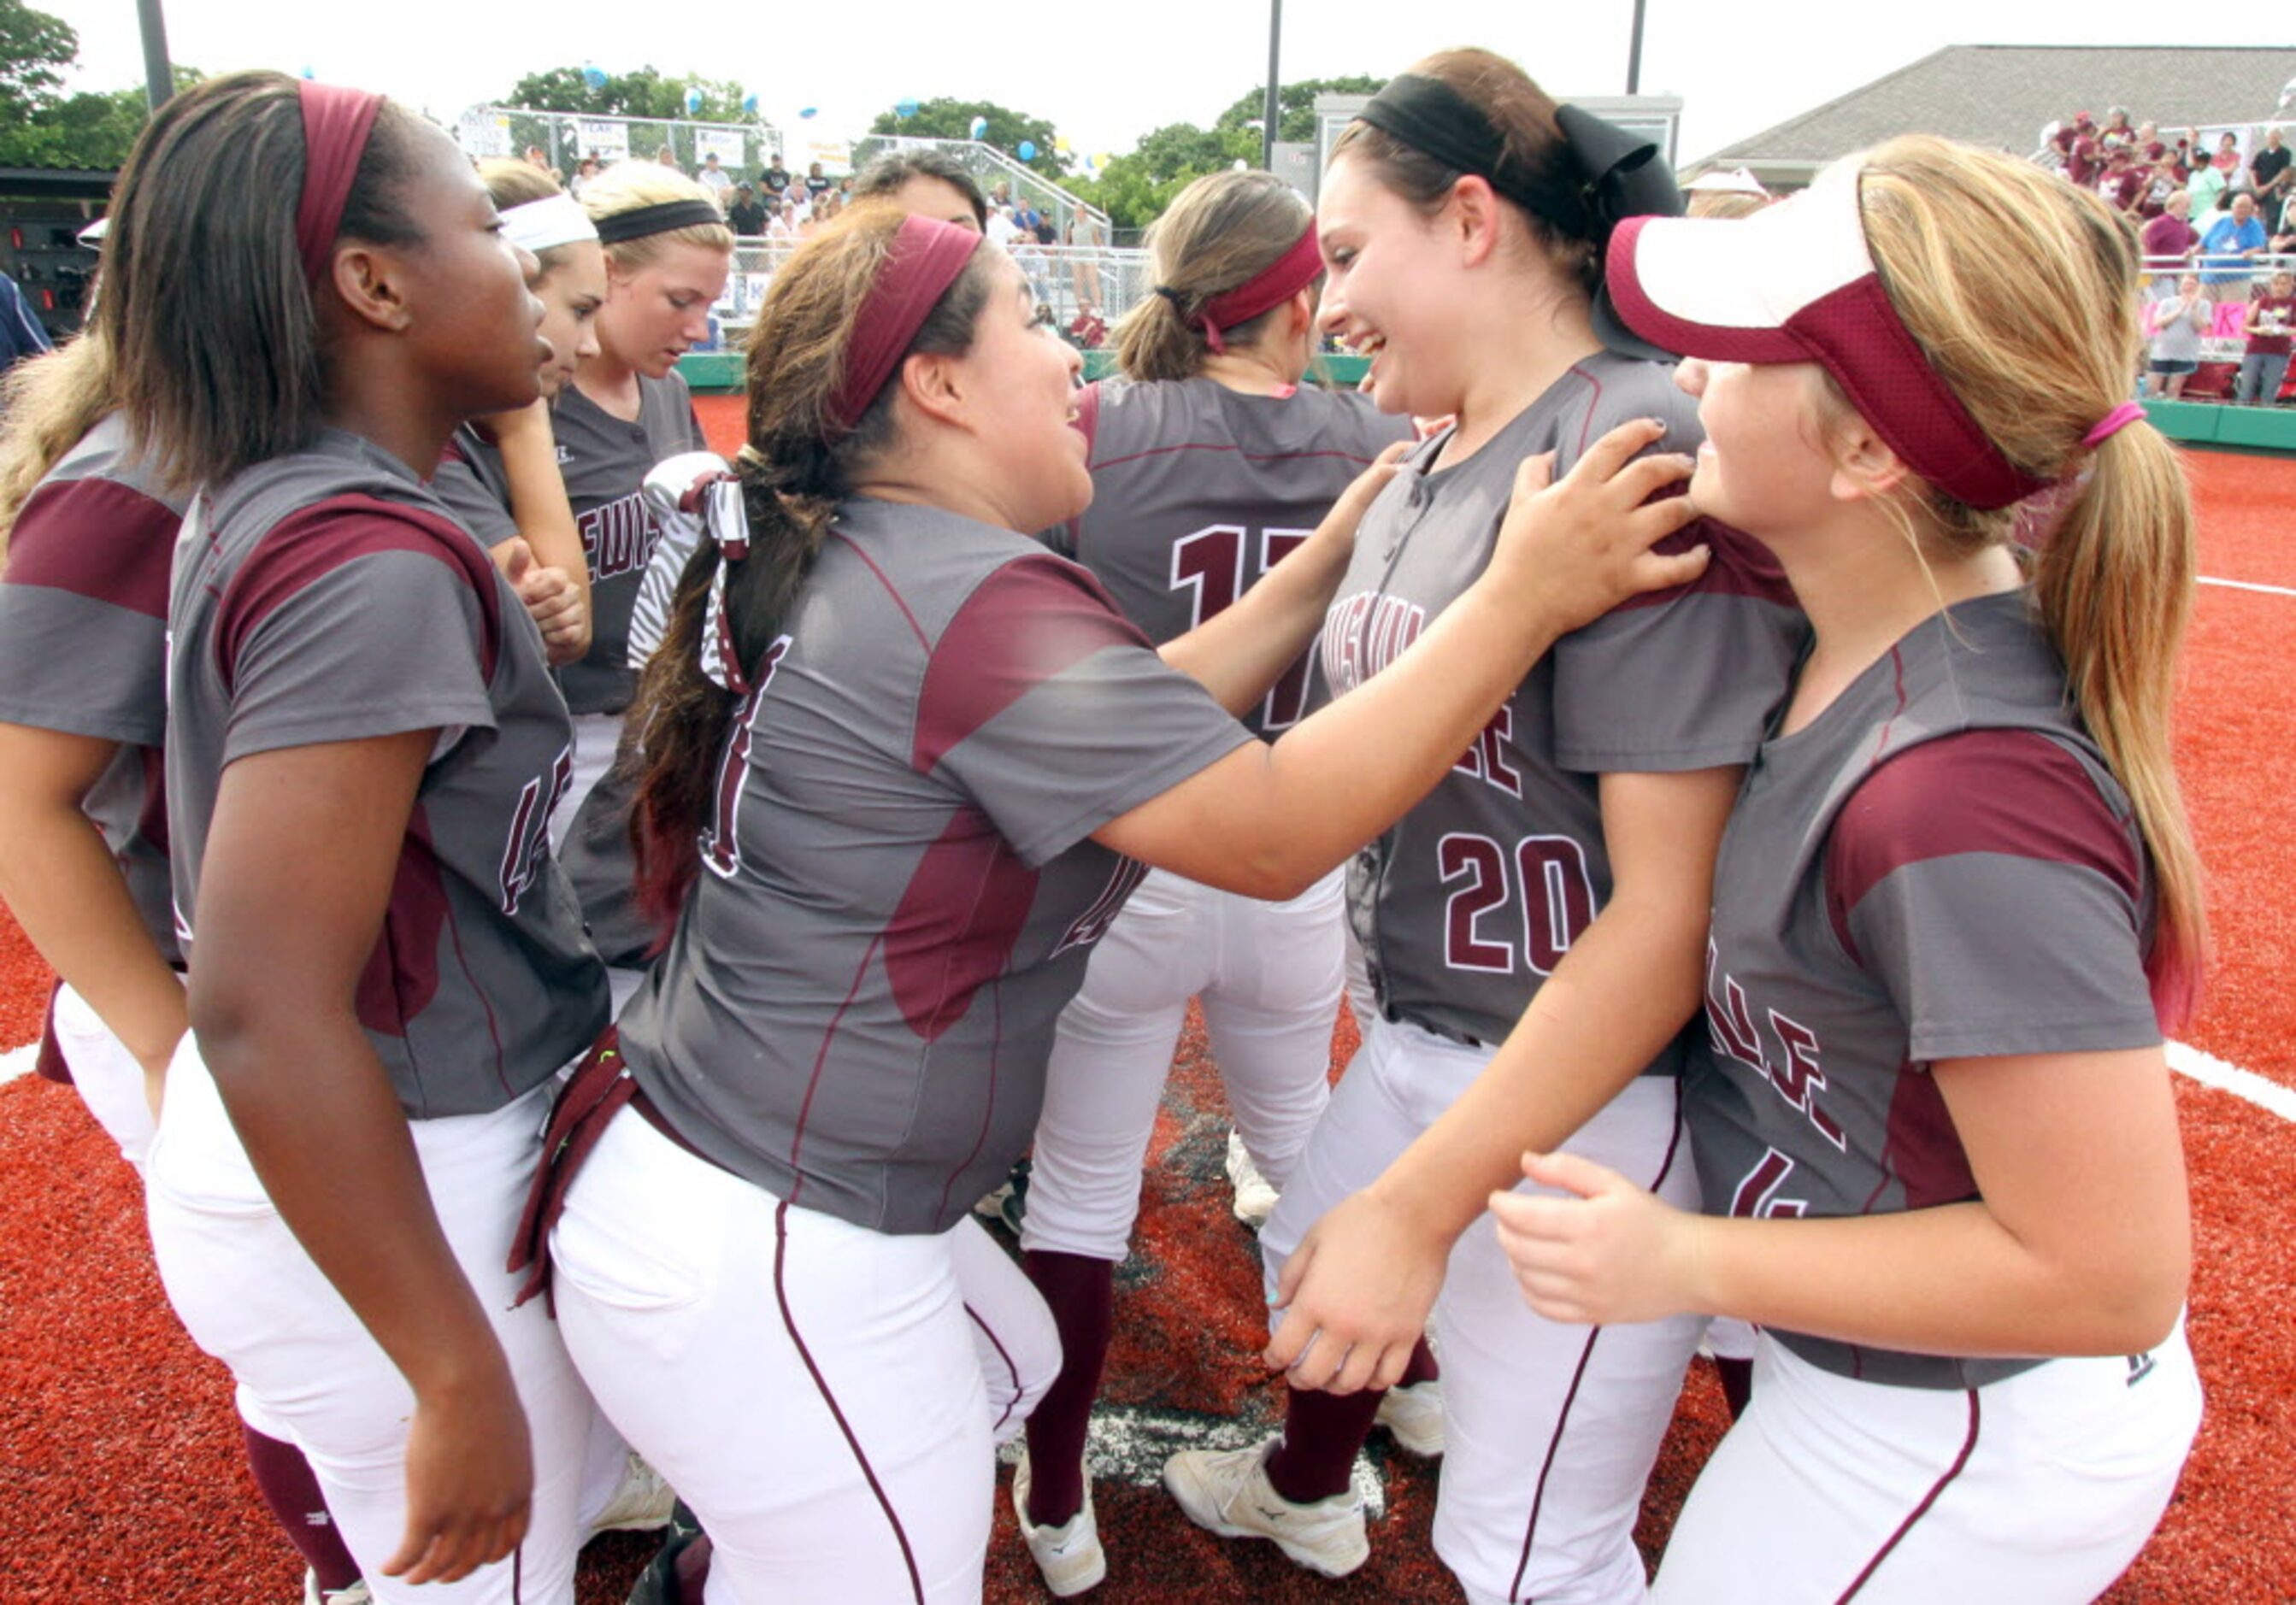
[713,238,1151,339]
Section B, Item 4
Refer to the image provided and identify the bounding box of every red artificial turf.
[0,442,2288,1602]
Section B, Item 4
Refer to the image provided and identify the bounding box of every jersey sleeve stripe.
[215,496,503,691]
[3,477,180,619]
[910,554,1152,776]
[1823,728,2146,959]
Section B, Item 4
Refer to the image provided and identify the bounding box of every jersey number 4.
[1437,831,1597,976]
[1172,524,1316,729]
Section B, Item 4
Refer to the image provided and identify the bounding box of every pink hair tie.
[2082,400,2146,449]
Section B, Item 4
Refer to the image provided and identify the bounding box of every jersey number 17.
[1172,523,1316,729]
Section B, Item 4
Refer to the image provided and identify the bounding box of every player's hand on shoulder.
[1488,419,1706,633]
[1490,1149,1707,1327]
[383,1361,534,1586]
[1263,1187,1448,1394]
[1307,440,1411,557]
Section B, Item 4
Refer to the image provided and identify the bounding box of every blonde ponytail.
[0,333,120,555]
[1856,135,2207,1024]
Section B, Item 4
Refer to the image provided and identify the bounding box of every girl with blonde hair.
[1498,134,2205,1601]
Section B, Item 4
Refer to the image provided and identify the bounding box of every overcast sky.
[34,1,2283,168]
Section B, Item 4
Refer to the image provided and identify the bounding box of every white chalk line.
[0,1043,36,1085]
[2198,575,2296,597]
[2168,1039,2296,1122]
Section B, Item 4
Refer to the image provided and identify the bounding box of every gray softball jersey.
[427,423,520,550]
[167,431,609,1119]
[0,414,184,960]
[554,373,707,714]
[617,496,1255,1236]
[1318,353,1806,1050]
[1049,377,1411,732]
[1687,590,2163,1390]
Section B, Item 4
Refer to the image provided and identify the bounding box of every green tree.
[0,0,76,128]
[868,97,1068,179]
[505,65,750,124]
[1214,75,1386,144]
[1067,121,1256,231]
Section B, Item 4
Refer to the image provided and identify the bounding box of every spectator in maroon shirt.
[2142,191,2201,274]
[2099,146,2146,214]
[2064,114,2102,187]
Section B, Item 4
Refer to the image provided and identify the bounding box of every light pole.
[137,0,174,112]
[1626,0,1648,95]
[1262,0,1282,171]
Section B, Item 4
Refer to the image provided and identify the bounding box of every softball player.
[428,160,609,670]
[1010,168,1412,1594]
[534,204,1710,1603]
[1494,136,2205,1603]
[108,73,609,1602]
[0,346,372,1604]
[550,166,727,996]
[1163,52,1806,1603]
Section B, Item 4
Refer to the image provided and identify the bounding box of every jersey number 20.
[1437,830,1596,976]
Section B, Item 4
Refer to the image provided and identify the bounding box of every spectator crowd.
[2041,108,2293,404]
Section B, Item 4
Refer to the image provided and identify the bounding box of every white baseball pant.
[50,980,160,1171]
[552,710,624,851]
[144,1039,597,1604]
[1262,1014,1704,1605]
[1020,867,1344,1261]
[550,1108,1060,1604]
[1650,1321,2201,1603]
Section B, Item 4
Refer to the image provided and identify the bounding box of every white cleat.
[1013,1451,1107,1596]
[1162,1439,1369,1579]
[1374,1378,1445,1458]
[1223,1131,1279,1229]
[303,1572,371,1605]
[585,1450,678,1537]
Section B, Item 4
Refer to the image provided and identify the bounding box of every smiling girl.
[1495,135,2205,1603]
[1163,50,1805,1603]
[523,199,1716,1601]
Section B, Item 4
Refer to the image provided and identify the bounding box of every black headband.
[1354,75,1682,250]
[593,199,727,244]
[1356,74,1686,362]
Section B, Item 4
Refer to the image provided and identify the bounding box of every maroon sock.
[1021,1249,1116,1529]
[240,1424,362,1594]
[674,1533,713,1605]
[1716,1355,1755,1422]
[1264,1385,1384,1503]
[1398,1337,1439,1389]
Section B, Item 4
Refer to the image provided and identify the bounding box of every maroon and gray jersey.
[1319,353,1805,1049]
[620,496,1254,1234]
[0,414,182,959]
[427,423,520,550]
[1687,590,2160,1389]
[167,431,609,1119]
[555,373,707,714]
[1047,377,1411,735]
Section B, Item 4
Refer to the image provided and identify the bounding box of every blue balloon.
[799,106,818,120]
[300,66,315,79]
[968,115,989,140]
[685,87,704,115]
[582,65,608,90]
[896,97,920,120]
[743,93,759,115]
[1016,140,1037,162]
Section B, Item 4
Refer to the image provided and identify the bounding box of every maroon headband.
[296,80,386,289]
[827,214,983,434]
[1187,225,1323,355]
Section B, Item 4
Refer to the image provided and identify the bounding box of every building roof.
[1696,44,2296,179]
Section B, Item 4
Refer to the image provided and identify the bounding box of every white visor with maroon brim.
[1604,160,2049,511]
